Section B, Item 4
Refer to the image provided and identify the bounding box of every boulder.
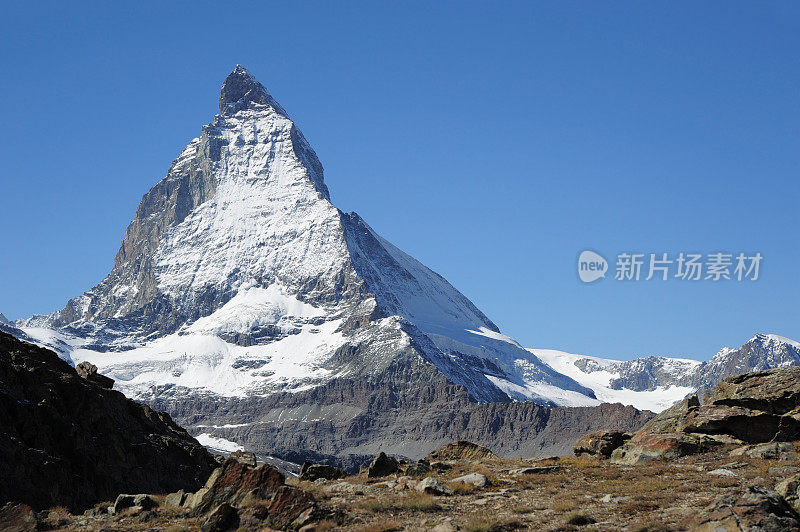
[164,490,187,508]
[776,474,800,511]
[0,503,37,532]
[730,442,798,460]
[573,430,631,458]
[426,441,496,462]
[367,452,399,478]
[267,485,318,529]
[416,477,453,496]
[75,361,114,389]
[405,459,432,477]
[695,486,800,531]
[299,463,347,482]
[451,473,489,488]
[229,450,257,467]
[200,503,239,532]
[611,432,720,465]
[192,458,285,515]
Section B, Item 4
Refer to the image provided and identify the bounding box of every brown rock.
[426,441,497,462]
[682,404,789,443]
[367,452,399,478]
[267,485,317,529]
[405,459,432,476]
[610,432,720,465]
[707,366,800,415]
[193,458,285,515]
[573,430,631,458]
[229,450,257,467]
[695,486,800,531]
[777,474,800,511]
[200,503,239,532]
[0,503,37,532]
[298,463,347,482]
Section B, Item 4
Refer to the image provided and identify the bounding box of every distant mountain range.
[3,66,797,461]
[532,333,800,411]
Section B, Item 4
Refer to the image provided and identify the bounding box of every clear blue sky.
[1,1,798,360]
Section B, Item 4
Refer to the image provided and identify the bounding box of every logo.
[578,250,608,283]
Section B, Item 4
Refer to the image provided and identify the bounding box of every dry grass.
[356,492,443,513]
[354,522,402,532]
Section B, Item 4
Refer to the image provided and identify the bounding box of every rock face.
[608,367,800,464]
[695,486,800,531]
[169,385,653,461]
[0,332,217,511]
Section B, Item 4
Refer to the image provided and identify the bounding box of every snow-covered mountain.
[532,333,800,412]
[14,66,597,408]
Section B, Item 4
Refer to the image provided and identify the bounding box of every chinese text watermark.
[578,251,762,283]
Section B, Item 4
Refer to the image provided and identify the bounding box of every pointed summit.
[218,65,288,116]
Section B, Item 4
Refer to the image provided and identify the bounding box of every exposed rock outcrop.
[427,441,496,462]
[573,430,631,458]
[607,367,800,464]
[695,486,800,531]
[0,332,217,511]
[168,381,653,462]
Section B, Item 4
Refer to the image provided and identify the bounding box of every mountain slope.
[0,331,216,511]
[15,66,596,409]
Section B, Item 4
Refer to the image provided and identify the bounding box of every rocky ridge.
[0,331,217,512]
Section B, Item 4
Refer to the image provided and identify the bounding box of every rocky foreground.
[2,366,800,531]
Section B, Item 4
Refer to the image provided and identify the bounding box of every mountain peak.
[219,65,288,117]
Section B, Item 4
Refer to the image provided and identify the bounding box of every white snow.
[195,433,244,453]
[531,348,700,412]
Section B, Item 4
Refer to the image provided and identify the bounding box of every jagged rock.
[200,503,239,532]
[192,458,285,515]
[683,404,796,443]
[451,473,489,487]
[416,477,453,496]
[367,452,399,478]
[267,486,317,529]
[0,503,37,532]
[706,366,800,415]
[776,474,800,511]
[75,361,114,389]
[299,463,347,482]
[427,441,497,462]
[430,461,453,471]
[730,442,799,460]
[611,432,720,465]
[0,332,217,512]
[573,430,631,458]
[229,450,257,467]
[113,494,137,513]
[695,486,800,531]
[405,459,432,477]
[164,490,187,508]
